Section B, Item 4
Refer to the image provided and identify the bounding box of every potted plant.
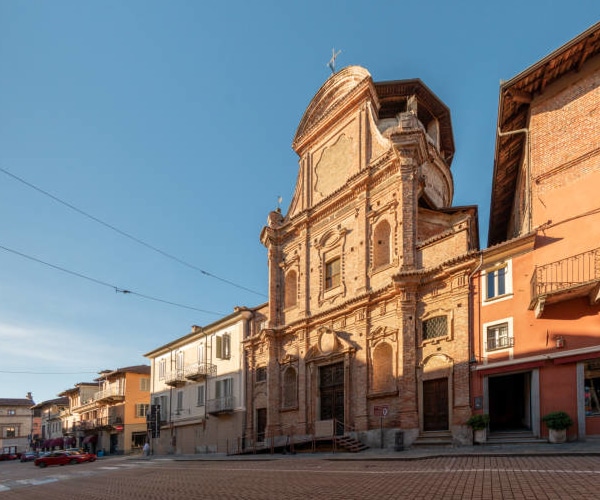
[542,411,573,443]
[466,414,490,444]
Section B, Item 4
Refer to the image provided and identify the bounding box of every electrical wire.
[0,370,99,375]
[0,243,225,316]
[0,166,266,297]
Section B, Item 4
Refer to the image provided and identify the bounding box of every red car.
[34,451,96,468]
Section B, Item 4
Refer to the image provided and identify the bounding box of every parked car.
[20,451,39,462]
[68,451,96,463]
[0,453,19,461]
[34,451,83,468]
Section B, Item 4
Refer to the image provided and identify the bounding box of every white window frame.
[215,377,233,398]
[140,378,150,392]
[197,385,205,407]
[135,403,149,418]
[216,334,231,360]
[482,260,513,305]
[158,359,166,380]
[483,317,514,354]
[197,343,205,363]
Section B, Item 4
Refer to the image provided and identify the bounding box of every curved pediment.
[293,66,375,152]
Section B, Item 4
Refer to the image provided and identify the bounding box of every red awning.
[82,435,97,444]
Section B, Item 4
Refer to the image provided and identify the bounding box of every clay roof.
[488,21,600,246]
[0,398,34,406]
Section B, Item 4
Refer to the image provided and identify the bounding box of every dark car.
[20,451,39,462]
[0,453,19,461]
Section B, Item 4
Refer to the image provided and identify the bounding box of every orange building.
[471,22,600,442]
[68,366,151,455]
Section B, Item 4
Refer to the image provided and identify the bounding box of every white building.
[145,306,262,454]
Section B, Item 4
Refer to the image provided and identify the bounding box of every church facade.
[244,67,479,448]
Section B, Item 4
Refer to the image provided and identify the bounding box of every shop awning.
[82,435,98,444]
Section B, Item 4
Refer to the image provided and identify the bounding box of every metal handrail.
[531,247,600,301]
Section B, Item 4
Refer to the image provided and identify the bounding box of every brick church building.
[243,66,479,449]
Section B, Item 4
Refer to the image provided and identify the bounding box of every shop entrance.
[488,372,531,432]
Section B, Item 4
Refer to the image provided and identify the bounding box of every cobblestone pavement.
[1,454,600,499]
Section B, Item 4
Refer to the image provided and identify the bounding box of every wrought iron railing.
[531,247,600,302]
[485,336,515,351]
[206,396,235,414]
[164,370,186,386]
[184,362,217,380]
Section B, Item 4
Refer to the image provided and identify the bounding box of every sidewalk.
[133,436,600,462]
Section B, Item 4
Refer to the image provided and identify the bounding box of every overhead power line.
[0,166,266,298]
[0,369,99,375]
[0,243,225,316]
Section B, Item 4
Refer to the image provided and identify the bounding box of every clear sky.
[1,1,598,404]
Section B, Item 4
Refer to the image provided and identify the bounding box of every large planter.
[548,428,567,444]
[473,428,487,444]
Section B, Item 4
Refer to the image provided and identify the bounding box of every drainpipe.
[468,253,484,412]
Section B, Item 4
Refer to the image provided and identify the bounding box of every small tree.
[542,411,573,430]
[466,414,490,431]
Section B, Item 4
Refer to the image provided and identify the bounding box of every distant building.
[0,393,35,453]
[244,67,479,450]
[31,397,70,450]
[145,307,263,454]
[471,21,600,441]
[65,366,151,454]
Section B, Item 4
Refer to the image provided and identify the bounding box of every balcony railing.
[485,336,515,351]
[207,396,236,415]
[530,247,600,316]
[164,370,187,387]
[184,362,217,381]
[74,415,123,431]
[94,387,125,403]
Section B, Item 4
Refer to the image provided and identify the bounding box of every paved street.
[1,453,600,499]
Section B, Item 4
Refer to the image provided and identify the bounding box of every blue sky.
[1,1,598,404]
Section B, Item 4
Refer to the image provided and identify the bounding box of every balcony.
[94,387,125,404]
[529,247,600,317]
[185,362,217,381]
[75,415,123,431]
[164,370,186,387]
[207,396,236,415]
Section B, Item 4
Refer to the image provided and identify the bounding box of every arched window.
[372,343,394,393]
[284,270,297,308]
[283,367,298,408]
[373,220,391,268]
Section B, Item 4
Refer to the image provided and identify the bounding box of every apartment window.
[483,261,512,302]
[197,343,205,363]
[256,366,267,382]
[135,404,149,418]
[158,359,166,380]
[215,378,233,398]
[423,316,448,341]
[585,360,600,416]
[176,351,185,371]
[5,427,16,438]
[486,322,513,351]
[140,378,150,392]
[216,333,231,359]
[325,257,341,290]
[176,391,184,413]
[197,385,205,406]
[7,409,15,416]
